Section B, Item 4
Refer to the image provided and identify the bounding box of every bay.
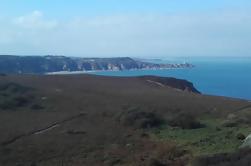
[91,57,251,100]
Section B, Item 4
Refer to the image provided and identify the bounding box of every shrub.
[118,107,164,129]
[0,96,29,110]
[31,104,44,110]
[193,148,251,166]
[149,159,166,166]
[222,113,251,127]
[236,133,246,140]
[168,113,203,129]
[148,142,189,166]
[0,83,36,110]
[0,83,29,93]
[221,120,238,127]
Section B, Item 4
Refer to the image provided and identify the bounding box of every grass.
[152,117,251,156]
[0,74,250,165]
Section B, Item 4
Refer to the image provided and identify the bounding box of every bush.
[0,96,29,110]
[222,113,251,127]
[222,120,238,127]
[0,83,37,110]
[193,148,251,166]
[0,83,29,93]
[168,113,203,129]
[237,133,246,140]
[118,107,164,129]
[149,159,166,166]
[148,142,189,166]
[31,104,44,110]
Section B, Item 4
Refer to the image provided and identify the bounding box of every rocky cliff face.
[0,55,194,74]
[140,76,201,94]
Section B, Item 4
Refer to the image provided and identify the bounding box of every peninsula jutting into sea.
[0,55,194,74]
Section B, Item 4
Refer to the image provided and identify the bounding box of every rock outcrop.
[140,76,201,94]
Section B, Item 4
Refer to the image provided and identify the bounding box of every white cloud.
[0,10,251,57]
[53,11,251,57]
[13,10,58,29]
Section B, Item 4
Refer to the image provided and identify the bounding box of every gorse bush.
[0,83,29,93]
[0,82,42,111]
[193,148,251,166]
[168,112,203,129]
[149,142,189,166]
[0,96,28,109]
[118,107,164,129]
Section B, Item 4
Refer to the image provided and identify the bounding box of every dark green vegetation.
[0,82,43,110]
[0,74,251,166]
[154,117,251,155]
[0,55,193,74]
[117,107,164,129]
[194,148,251,166]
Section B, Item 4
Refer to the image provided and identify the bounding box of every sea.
[91,57,251,101]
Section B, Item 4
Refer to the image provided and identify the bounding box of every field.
[0,74,251,166]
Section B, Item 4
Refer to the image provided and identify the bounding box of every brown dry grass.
[0,74,249,166]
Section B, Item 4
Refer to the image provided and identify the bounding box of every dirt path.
[1,113,86,146]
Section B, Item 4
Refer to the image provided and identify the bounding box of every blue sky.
[1,0,250,17]
[0,0,251,57]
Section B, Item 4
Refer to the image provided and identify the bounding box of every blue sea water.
[91,57,251,100]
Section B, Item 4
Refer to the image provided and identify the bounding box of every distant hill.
[0,55,194,74]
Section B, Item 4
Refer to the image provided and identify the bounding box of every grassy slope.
[153,117,251,156]
[0,74,250,166]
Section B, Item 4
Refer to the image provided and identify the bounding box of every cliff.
[140,76,201,94]
[0,55,194,74]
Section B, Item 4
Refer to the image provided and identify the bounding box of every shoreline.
[46,67,193,75]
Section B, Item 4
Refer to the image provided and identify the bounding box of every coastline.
[46,66,193,75]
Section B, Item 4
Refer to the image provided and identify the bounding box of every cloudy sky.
[0,0,251,57]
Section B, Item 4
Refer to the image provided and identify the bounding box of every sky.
[0,0,251,57]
